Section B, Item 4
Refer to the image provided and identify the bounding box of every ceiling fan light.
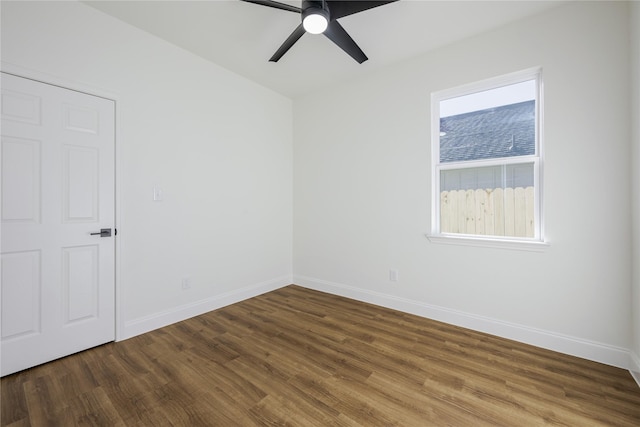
[302,8,329,34]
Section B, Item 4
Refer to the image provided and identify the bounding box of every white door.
[1,73,115,376]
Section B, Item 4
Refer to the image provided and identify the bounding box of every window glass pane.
[440,163,535,238]
[439,80,535,163]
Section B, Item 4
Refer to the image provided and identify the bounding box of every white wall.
[631,0,640,383]
[294,1,632,368]
[1,1,293,338]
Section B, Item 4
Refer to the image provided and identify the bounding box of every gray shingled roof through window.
[439,100,535,163]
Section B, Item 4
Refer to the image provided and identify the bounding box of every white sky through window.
[440,80,535,118]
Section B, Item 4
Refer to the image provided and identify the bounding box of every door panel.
[1,250,41,340]
[63,145,99,222]
[1,88,42,125]
[1,72,115,376]
[1,136,41,223]
[62,244,99,323]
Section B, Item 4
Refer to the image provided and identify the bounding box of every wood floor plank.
[0,373,29,425]
[2,285,640,426]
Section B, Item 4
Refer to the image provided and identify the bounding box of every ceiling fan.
[241,0,399,63]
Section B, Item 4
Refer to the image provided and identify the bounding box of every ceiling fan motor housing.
[302,0,330,23]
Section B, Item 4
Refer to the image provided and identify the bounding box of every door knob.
[90,228,112,237]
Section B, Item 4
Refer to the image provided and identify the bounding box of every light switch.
[153,185,163,201]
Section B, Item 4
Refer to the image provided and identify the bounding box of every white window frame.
[427,68,548,251]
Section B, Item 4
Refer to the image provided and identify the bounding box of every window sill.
[425,233,550,252]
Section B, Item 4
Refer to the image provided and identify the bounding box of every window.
[430,69,545,248]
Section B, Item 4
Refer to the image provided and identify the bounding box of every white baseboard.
[294,275,630,370]
[630,351,640,388]
[121,275,292,340]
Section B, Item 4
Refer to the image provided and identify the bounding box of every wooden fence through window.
[440,187,535,238]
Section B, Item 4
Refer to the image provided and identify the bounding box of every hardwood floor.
[2,285,640,426]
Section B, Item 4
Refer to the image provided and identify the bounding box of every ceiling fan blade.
[240,0,301,14]
[270,24,306,62]
[326,0,398,20]
[323,20,367,63]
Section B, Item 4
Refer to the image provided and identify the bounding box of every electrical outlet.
[181,277,191,290]
[389,269,399,282]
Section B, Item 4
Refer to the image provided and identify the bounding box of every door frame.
[1,61,124,341]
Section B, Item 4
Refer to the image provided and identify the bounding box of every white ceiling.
[85,0,565,99]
